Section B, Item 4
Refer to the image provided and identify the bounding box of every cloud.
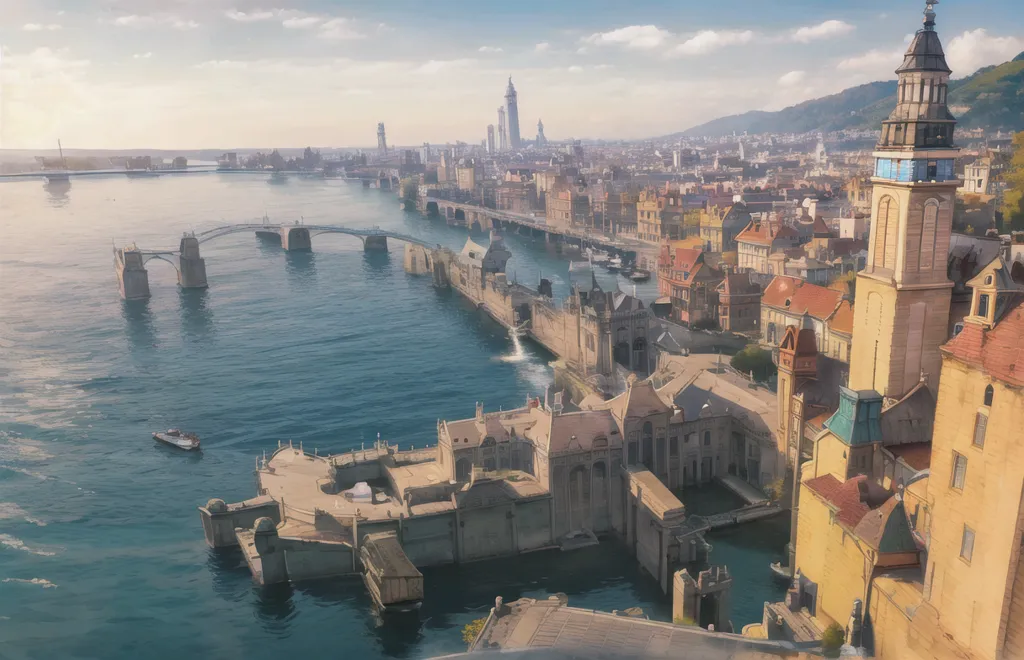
[318,18,365,40]
[224,9,277,22]
[778,70,806,86]
[133,52,153,59]
[22,23,62,31]
[792,20,854,43]
[478,46,504,53]
[535,42,550,52]
[582,25,672,50]
[668,30,754,56]
[945,28,1024,78]
[282,16,322,29]
[837,48,903,75]
[109,14,198,29]
[567,65,583,73]
[413,59,474,75]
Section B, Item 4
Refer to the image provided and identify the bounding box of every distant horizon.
[3,0,1022,150]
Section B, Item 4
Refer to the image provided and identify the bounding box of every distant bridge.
[113,221,432,300]
[420,196,652,260]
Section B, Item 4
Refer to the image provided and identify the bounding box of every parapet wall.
[199,495,281,548]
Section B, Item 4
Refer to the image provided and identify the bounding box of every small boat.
[152,429,201,451]
[769,561,794,582]
[584,247,610,264]
[628,268,651,283]
[605,256,624,272]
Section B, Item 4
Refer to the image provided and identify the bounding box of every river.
[0,173,787,659]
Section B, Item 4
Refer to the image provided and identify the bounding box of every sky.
[2,0,1023,150]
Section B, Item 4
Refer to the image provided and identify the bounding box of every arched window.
[984,384,994,407]
[874,196,900,271]
[920,200,939,271]
[455,458,472,481]
[481,436,496,447]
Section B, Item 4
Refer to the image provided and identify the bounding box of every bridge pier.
[280,226,312,251]
[364,235,388,252]
[116,248,151,300]
[177,235,208,288]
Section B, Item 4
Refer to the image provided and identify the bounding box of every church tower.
[848,1,958,400]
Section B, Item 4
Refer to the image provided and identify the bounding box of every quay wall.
[400,513,457,566]
[281,539,356,581]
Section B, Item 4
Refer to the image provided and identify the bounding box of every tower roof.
[896,2,951,74]
[505,76,516,96]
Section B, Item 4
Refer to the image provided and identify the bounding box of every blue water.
[0,174,786,659]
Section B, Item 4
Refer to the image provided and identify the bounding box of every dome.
[206,498,227,513]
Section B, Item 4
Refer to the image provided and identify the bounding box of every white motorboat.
[605,256,624,272]
[152,429,201,451]
[584,247,610,264]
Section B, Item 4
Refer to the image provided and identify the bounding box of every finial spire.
[923,0,938,30]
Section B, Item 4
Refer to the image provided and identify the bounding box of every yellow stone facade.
[848,184,956,399]
[924,356,1024,659]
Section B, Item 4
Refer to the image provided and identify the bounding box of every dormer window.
[978,294,990,318]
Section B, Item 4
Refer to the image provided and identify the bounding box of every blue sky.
[3,0,1023,149]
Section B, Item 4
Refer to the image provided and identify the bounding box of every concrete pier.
[177,235,208,288]
[280,226,312,251]
[364,235,388,252]
[115,246,151,300]
[403,244,433,275]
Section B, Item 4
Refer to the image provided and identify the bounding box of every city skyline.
[2,0,1024,150]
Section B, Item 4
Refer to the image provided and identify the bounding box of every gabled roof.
[827,300,854,336]
[853,497,919,554]
[761,276,844,320]
[717,272,760,297]
[943,297,1024,387]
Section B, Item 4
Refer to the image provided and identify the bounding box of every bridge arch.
[142,254,180,274]
[425,201,439,216]
[454,208,466,224]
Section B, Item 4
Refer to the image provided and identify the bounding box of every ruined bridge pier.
[115,223,423,299]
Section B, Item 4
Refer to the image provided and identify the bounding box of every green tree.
[821,621,845,658]
[730,345,777,382]
[1003,132,1024,230]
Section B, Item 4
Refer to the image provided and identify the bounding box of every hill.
[679,52,1024,137]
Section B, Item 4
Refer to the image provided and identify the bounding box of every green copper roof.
[825,387,883,445]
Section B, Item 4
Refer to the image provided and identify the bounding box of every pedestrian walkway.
[717,474,769,505]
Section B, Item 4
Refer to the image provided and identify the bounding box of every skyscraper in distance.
[377,122,388,156]
[497,107,507,152]
[505,77,521,150]
[486,125,495,154]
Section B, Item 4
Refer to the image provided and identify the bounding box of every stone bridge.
[113,221,432,300]
[421,196,645,258]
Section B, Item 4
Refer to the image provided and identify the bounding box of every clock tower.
[848,1,958,399]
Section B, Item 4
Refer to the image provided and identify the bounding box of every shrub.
[462,617,488,646]
[821,621,845,658]
[730,345,777,382]
[764,478,785,503]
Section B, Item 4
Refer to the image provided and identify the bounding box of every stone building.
[716,273,761,334]
[699,203,751,253]
[735,218,801,274]
[759,275,850,363]
[657,246,723,327]
[545,182,591,230]
[637,188,686,244]
[761,9,1024,659]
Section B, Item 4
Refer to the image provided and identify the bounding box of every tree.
[269,149,286,171]
[1003,132,1024,230]
[692,317,720,331]
[730,345,777,382]
[821,621,845,658]
[462,617,488,646]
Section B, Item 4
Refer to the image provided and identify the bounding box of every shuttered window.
[951,452,967,491]
[960,526,975,563]
[973,412,988,448]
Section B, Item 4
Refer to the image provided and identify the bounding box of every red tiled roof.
[827,300,854,336]
[943,297,1024,387]
[761,276,843,320]
[804,474,873,528]
[735,220,775,246]
[812,216,831,237]
[887,442,932,471]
